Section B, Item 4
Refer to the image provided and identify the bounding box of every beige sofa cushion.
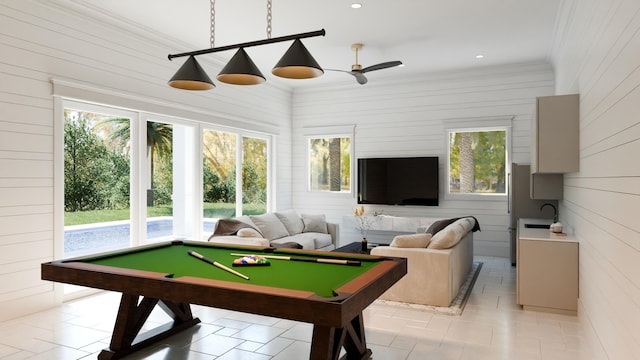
[390,233,432,248]
[275,210,305,235]
[428,217,475,249]
[250,213,289,241]
[272,232,333,250]
[237,228,262,238]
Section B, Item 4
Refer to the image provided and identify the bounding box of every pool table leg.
[310,312,372,360]
[98,293,201,360]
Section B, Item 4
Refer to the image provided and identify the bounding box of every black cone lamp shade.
[168,55,215,90]
[272,39,324,79]
[217,48,266,85]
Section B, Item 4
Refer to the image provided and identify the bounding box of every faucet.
[540,203,558,223]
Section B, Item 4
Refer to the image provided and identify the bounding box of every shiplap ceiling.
[67,0,562,88]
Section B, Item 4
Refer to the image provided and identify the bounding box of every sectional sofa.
[208,210,338,251]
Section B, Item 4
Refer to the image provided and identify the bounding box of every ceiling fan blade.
[361,61,403,73]
[353,72,368,85]
[325,68,368,84]
[324,68,352,74]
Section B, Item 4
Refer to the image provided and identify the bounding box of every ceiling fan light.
[217,48,266,85]
[272,39,324,79]
[168,55,215,90]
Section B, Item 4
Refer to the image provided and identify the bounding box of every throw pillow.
[301,214,328,233]
[275,210,305,235]
[235,215,255,227]
[390,233,432,248]
[428,218,470,249]
[425,218,457,235]
[249,213,290,241]
[427,228,457,249]
[237,228,262,238]
[457,217,476,233]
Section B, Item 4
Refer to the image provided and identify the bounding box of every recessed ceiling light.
[475,54,485,59]
[351,3,362,9]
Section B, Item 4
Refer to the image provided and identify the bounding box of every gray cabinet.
[530,173,563,200]
[531,94,579,173]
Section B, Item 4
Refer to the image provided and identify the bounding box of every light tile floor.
[0,256,607,359]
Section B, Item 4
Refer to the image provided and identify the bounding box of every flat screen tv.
[357,156,439,206]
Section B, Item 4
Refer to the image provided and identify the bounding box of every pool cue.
[230,253,361,266]
[188,250,249,280]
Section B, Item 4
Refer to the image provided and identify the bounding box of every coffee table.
[334,241,388,254]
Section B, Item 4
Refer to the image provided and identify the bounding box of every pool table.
[41,240,406,360]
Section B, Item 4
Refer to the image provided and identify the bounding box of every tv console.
[340,215,442,245]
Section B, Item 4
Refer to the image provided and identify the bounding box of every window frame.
[445,122,511,200]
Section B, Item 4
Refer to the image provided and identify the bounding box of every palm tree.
[145,122,173,192]
[459,132,475,193]
[329,138,341,191]
[97,119,173,205]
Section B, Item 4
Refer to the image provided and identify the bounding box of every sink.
[524,223,550,229]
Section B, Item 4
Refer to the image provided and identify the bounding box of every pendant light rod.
[168,29,325,61]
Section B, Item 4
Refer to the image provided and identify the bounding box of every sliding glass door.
[60,101,272,260]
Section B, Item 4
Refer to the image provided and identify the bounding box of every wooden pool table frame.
[41,241,407,360]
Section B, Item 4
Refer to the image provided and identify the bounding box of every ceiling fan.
[326,43,403,85]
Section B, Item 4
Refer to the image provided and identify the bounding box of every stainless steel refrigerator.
[508,163,557,265]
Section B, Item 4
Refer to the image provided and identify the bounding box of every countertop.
[518,218,578,243]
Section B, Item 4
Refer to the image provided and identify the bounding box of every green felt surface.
[84,242,380,297]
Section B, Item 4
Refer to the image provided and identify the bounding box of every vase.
[361,238,368,252]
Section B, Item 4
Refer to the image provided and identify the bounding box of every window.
[241,136,268,214]
[308,136,351,192]
[63,105,135,257]
[448,128,507,195]
[202,128,270,231]
[203,129,238,220]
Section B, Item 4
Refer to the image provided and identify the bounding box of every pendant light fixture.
[272,38,324,79]
[217,48,266,85]
[167,0,324,89]
[168,55,215,90]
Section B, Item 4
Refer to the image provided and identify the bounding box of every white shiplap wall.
[551,0,640,358]
[0,1,293,321]
[290,63,555,256]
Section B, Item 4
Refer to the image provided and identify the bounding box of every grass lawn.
[65,203,266,226]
